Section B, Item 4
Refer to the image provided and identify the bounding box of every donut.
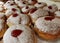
[29,8,49,23]
[0,13,7,40]
[34,2,47,8]
[7,13,30,27]
[34,16,60,40]
[3,24,37,43]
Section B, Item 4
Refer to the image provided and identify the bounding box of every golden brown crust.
[33,28,60,40]
[0,24,8,39]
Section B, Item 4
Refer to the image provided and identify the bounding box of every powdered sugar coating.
[21,6,30,13]
[4,1,17,9]
[0,6,4,12]
[29,8,49,22]
[34,2,47,8]
[14,0,27,8]
[3,24,36,43]
[7,13,30,26]
[43,4,58,13]
[26,0,37,5]
[0,13,5,18]
[0,1,5,12]
[5,7,20,17]
[35,16,60,34]
[28,5,36,9]
[55,11,60,17]
[0,1,4,5]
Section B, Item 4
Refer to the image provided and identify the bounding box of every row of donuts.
[0,0,59,43]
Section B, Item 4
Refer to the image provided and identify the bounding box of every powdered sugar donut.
[34,2,47,8]
[0,13,7,40]
[34,16,60,40]
[14,0,27,8]
[3,24,37,43]
[29,8,49,23]
[5,7,20,18]
[7,13,30,27]
[4,1,18,9]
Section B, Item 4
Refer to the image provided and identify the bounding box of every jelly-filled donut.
[3,24,37,43]
[34,16,60,40]
[7,13,30,27]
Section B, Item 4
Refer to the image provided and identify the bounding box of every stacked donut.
[0,0,59,43]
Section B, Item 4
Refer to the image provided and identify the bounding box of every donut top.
[29,8,49,22]
[5,7,20,17]
[34,2,47,8]
[3,24,36,43]
[35,16,60,35]
[7,13,30,25]
[43,4,58,13]
[14,0,27,8]
[55,10,60,17]
[4,1,17,9]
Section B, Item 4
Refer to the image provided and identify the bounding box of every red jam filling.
[38,2,41,4]
[45,16,55,21]
[13,13,18,17]
[11,29,23,37]
[12,8,16,12]
[48,6,52,9]
[26,6,29,9]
